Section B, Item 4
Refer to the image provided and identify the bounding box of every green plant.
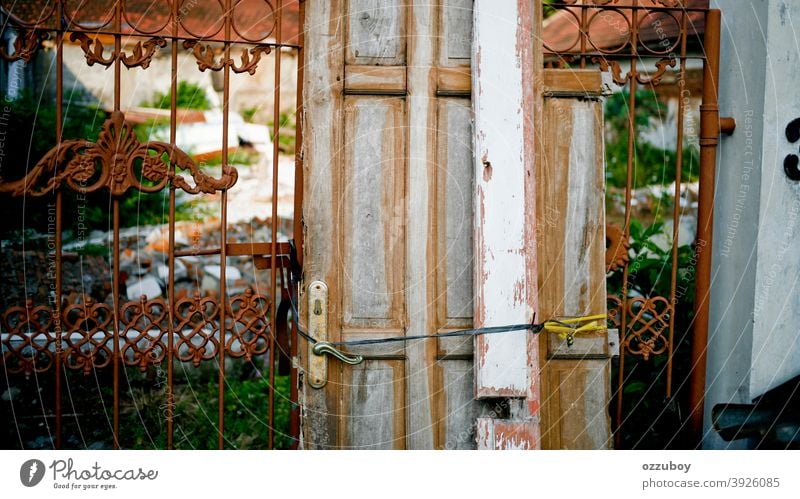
[604,91,699,190]
[241,106,259,123]
[268,111,296,154]
[143,81,212,111]
[0,91,106,238]
[608,220,697,449]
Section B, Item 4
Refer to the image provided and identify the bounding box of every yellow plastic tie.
[542,314,608,346]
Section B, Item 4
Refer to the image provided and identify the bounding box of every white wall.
[706,0,800,448]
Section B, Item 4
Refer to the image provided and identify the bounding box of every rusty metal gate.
[0,0,303,449]
[543,0,729,448]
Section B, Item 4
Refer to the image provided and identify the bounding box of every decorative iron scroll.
[607,294,671,360]
[183,40,272,75]
[0,29,48,62]
[70,32,167,69]
[2,291,274,376]
[0,111,238,198]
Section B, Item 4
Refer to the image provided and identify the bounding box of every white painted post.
[706,0,800,448]
[472,0,540,448]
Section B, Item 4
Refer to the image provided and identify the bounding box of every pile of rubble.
[0,218,289,311]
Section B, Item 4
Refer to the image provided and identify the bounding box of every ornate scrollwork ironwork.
[1,300,55,377]
[69,32,167,69]
[183,40,272,75]
[0,111,238,198]
[121,296,169,372]
[0,29,48,62]
[227,289,272,360]
[62,296,114,376]
[623,296,670,360]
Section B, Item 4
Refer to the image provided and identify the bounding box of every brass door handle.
[312,342,364,365]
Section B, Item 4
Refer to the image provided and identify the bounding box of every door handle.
[307,281,328,388]
[312,342,363,365]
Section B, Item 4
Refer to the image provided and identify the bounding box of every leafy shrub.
[604,90,699,189]
[143,81,212,111]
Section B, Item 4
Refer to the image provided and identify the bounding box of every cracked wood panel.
[302,0,477,449]
[538,92,611,449]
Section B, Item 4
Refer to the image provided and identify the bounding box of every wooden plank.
[344,65,406,95]
[404,0,438,449]
[472,0,539,400]
[540,360,612,449]
[341,97,406,329]
[436,67,471,96]
[341,360,406,449]
[537,90,611,450]
[346,0,406,65]
[543,69,604,97]
[439,0,473,66]
[438,360,480,449]
[300,0,346,449]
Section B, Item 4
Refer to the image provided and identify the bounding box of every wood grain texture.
[346,0,406,65]
[540,360,612,449]
[537,86,611,450]
[300,0,345,449]
[341,360,406,449]
[341,97,406,329]
[302,0,478,449]
[543,69,604,97]
[344,65,407,95]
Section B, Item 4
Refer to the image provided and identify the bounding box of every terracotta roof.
[2,1,301,45]
[543,0,707,54]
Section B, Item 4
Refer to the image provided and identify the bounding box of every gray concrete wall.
[706,0,800,448]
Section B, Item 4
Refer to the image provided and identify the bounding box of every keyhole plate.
[308,281,328,388]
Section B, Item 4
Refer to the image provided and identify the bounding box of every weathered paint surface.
[301,0,480,449]
[476,418,540,450]
[536,80,611,450]
[705,0,800,448]
[472,0,539,399]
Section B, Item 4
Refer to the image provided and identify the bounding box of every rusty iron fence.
[0,0,303,449]
[543,0,728,448]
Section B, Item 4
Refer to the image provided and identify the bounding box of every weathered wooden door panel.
[301,0,477,449]
[537,71,612,450]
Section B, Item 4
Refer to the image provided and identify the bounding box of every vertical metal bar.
[166,0,179,450]
[688,8,722,443]
[579,4,587,69]
[53,0,64,451]
[218,0,233,450]
[614,1,639,449]
[268,0,284,450]
[111,0,122,450]
[289,0,306,450]
[666,12,689,399]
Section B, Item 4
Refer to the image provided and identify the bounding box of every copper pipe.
[289,0,306,450]
[688,8,722,444]
[268,0,285,450]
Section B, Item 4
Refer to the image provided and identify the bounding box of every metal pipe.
[688,8,722,444]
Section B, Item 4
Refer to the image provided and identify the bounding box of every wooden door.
[300,0,478,449]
